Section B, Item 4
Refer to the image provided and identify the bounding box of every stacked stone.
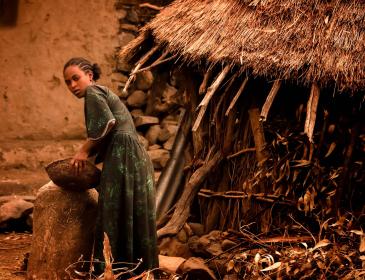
[111,1,181,183]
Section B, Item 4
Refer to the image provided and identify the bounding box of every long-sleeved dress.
[84,85,158,272]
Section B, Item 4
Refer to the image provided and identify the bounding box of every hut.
[119,0,365,238]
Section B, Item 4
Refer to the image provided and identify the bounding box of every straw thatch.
[122,0,365,92]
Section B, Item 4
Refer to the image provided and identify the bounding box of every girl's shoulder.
[86,84,110,98]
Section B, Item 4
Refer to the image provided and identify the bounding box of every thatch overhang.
[122,0,365,92]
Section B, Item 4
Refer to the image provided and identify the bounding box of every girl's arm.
[71,120,115,173]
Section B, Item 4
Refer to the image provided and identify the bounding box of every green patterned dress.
[84,85,158,272]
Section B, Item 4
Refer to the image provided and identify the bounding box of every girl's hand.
[71,150,88,175]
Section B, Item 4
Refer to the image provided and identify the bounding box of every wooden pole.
[260,80,281,121]
[248,108,269,166]
[304,83,320,142]
[157,151,222,238]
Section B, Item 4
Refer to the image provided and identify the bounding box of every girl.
[63,57,158,274]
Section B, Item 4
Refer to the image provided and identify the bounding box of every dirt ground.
[0,232,32,280]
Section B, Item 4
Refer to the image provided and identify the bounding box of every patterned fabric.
[84,85,158,271]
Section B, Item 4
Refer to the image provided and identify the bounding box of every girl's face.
[63,65,93,98]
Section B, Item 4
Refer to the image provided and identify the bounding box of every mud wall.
[0,0,122,140]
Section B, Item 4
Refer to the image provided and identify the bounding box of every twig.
[133,54,178,75]
[226,147,256,159]
[123,46,159,93]
[192,65,231,132]
[225,77,249,116]
[199,66,214,95]
[139,3,163,10]
[260,80,281,121]
[289,214,316,243]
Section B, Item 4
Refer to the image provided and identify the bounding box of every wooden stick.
[226,147,256,159]
[260,80,281,121]
[157,151,222,238]
[198,190,295,206]
[225,77,249,116]
[304,83,320,142]
[133,54,177,75]
[123,46,159,93]
[198,65,231,108]
[249,108,269,165]
[192,65,230,132]
[139,3,163,10]
[199,66,214,95]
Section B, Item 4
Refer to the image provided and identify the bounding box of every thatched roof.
[123,0,365,92]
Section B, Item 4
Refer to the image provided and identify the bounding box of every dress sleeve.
[84,87,115,140]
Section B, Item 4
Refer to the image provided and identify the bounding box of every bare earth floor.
[0,232,31,280]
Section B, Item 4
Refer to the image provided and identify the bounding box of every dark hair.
[63,57,101,81]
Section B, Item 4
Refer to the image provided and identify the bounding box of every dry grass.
[122,0,365,92]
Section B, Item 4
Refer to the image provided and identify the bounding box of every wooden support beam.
[249,108,269,165]
[225,77,249,116]
[304,83,320,142]
[260,80,281,121]
[192,65,230,132]
[157,151,222,238]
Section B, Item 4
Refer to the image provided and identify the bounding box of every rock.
[0,198,34,225]
[162,84,178,104]
[159,236,192,259]
[137,134,149,150]
[27,181,98,280]
[118,32,136,46]
[130,109,144,119]
[135,71,154,90]
[188,231,224,257]
[126,8,139,23]
[120,23,139,33]
[177,228,189,243]
[147,149,170,169]
[126,90,147,108]
[163,135,176,151]
[154,171,161,182]
[116,56,133,73]
[134,115,159,128]
[158,255,186,274]
[145,125,162,145]
[158,124,178,142]
[117,85,129,99]
[177,257,217,280]
[149,144,161,151]
[110,72,128,83]
[188,222,205,237]
[221,239,238,251]
[0,195,36,206]
[161,115,179,126]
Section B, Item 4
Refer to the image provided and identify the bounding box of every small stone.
[118,32,136,46]
[0,199,34,224]
[177,228,188,243]
[116,57,133,73]
[188,223,205,237]
[148,144,161,151]
[145,125,162,145]
[159,237,192,258]
[147,149,170,169]
[126,8,139,23]
[158,124,178,142]
[221,239,237,251]
[130,109,144,119]
[127,90,147,108]
[163,135,176,151]
[120,23,139,32]
[154,171,161,182]
[134,116,159,128]
[161,115,179,126]
[135,71,154,90]
[110,72,128,83]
